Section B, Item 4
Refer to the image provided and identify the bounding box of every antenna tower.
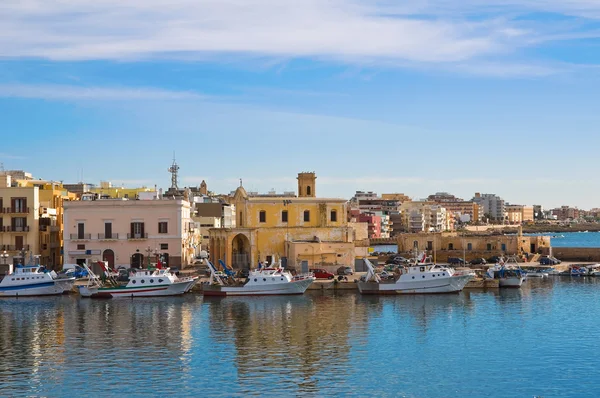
[168,154,179,190]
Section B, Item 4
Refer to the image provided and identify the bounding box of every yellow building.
[397,230,550,262]
[0,174,40,267]
[0,175,78,268]
[90,181,157,199]
[209,172,361,272]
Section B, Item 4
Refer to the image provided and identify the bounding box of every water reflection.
[1,279,600,397]
[0,296,199,397]
[203,292,365,395]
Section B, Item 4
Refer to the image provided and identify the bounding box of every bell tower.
[297,172,316,198]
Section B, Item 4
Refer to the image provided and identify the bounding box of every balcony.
[3,207,30,214]
[70,233,92,240]
[127,233,148,240]
[98,233,119,240]
[50,226,60,232]
[2,226,30,233]
[1,244,30,251]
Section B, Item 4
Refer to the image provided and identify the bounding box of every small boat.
[486,257,525,288]
[357,254,474,295]
[78,261,198,298]
[522,266,552,278]
[202,260,315,296]
[0,264,75,297]
[570,265,588,277]
[585,264,600,277]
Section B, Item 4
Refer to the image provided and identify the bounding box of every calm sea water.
[373,232,600,254]
[1,279,600,397]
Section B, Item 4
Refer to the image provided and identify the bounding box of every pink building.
[357,213,382,239]
[63,197,198,269]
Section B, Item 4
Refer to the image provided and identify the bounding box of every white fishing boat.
[586,264,600,277]
[0,265,75,297]
[202,260,315,296]
[523,265,551,278]
[486,257,525,288]
[78,261,198,298]
[357,255,473,295]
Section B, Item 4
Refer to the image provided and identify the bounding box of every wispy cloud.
[2,0,594,76]
[0,83,205,101]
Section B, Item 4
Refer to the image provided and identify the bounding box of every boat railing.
[293,272,314,281]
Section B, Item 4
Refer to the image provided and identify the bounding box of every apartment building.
[63,197,198,269]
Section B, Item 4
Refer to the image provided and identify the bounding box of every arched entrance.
[102,249,115,269]
[232,233,251,270]
[131,253,144,269]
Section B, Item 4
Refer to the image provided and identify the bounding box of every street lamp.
[1,250,8,265]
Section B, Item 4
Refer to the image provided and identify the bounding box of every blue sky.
[2,0,600,209]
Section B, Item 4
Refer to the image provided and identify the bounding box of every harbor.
[1,276,600,397]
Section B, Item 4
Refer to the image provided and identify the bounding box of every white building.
[63,197,198,269]
[473,193,506,221]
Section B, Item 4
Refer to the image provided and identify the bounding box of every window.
[77,244,85,250]
[160,243,168,250]
[448,243,454,250]
[11,217,27,232]
[413,240,419,249]
[259,211,266,223]
[467,243,473,251]
[150,279,154,283]
[105,222,112,239]
[78,222,85,239]
[158,222,168,234]
[306,186,311,196]
[330,210,337,222]
[282,210,288,223]
[11,197,27,213]
[304,210,310,222]
[130,222,145,239]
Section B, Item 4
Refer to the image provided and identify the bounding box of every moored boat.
[486,257,525,288]
[0,264,75,297]
[78,261,198,298]
[357,255,473,295]
[202,261,315,296]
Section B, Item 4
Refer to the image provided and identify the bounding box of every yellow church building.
[209,172,362,272]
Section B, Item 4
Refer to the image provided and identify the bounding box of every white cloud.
[0,0,539,66]
[0,83,205,100]
[0,1,598,77]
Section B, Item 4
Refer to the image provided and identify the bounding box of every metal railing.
[2,226,30,232]
[127,233,148,240]
[98,233,119,240]
[1,244,30,251]
[70,233,92,240]
[3,207,30,214]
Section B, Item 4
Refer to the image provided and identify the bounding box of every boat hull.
[78,279,196,298]
[358,274,472,295]
[202,277,314,296]
[499,277,524,288]
[0,278,76,297]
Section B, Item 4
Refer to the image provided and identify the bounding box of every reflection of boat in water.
[486,257,525,288]
[202,261,315,296]
[0,264,75,297]
[78,261,198,298]
[358,256,473,295]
